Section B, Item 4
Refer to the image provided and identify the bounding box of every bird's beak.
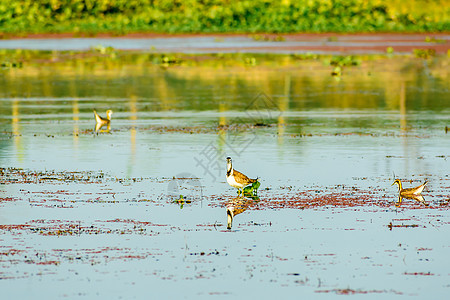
[391,182,395,186]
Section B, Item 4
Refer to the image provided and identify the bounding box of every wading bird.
[392,179,428,207]
[93,109,113,132]
[226,157,258,196]
[392,179,427,196]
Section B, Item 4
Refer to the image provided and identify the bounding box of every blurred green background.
[0,0,448,35]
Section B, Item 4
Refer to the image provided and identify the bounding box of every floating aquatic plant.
[242,180,261,196]
[172,195,191,209]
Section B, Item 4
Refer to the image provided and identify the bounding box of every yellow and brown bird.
[93,109,113,132]
[392,179,427,196]
[226,157,258,196]
[392,179,428,207]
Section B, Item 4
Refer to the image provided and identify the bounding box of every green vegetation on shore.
[0,0,448,36]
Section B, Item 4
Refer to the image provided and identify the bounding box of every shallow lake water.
[1,34,448,54]
[0,51,449,298]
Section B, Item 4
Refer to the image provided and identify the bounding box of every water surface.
[0,51,449,298]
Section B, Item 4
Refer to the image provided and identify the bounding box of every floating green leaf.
[252,181,261,190]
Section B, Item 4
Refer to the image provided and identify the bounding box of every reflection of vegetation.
[0,49,448,121]
[157,55,182,67]
[324,56,361,78]
[326,56,361,67]
[425,36,446,44]
[1,61,23,69]
[0,1,448,34]
[413,48,436,58]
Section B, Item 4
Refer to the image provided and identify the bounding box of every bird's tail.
[93,109,102,123]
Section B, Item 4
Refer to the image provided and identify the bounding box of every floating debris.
[0,168,109,184]
[388,222,420,230]
[316,288,402,295]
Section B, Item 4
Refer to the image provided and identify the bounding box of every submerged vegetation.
[0,0,448,35]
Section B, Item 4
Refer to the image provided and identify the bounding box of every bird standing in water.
[226,157,258,196]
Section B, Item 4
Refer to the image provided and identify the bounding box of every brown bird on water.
[392,179,428,207]
[392,179,428,196]
[226,157,258,196]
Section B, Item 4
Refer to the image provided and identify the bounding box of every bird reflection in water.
[395,194,428,207]
[226,193,260,230]
[94,109,113,133]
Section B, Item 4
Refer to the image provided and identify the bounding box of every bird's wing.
[233,169,256,185]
